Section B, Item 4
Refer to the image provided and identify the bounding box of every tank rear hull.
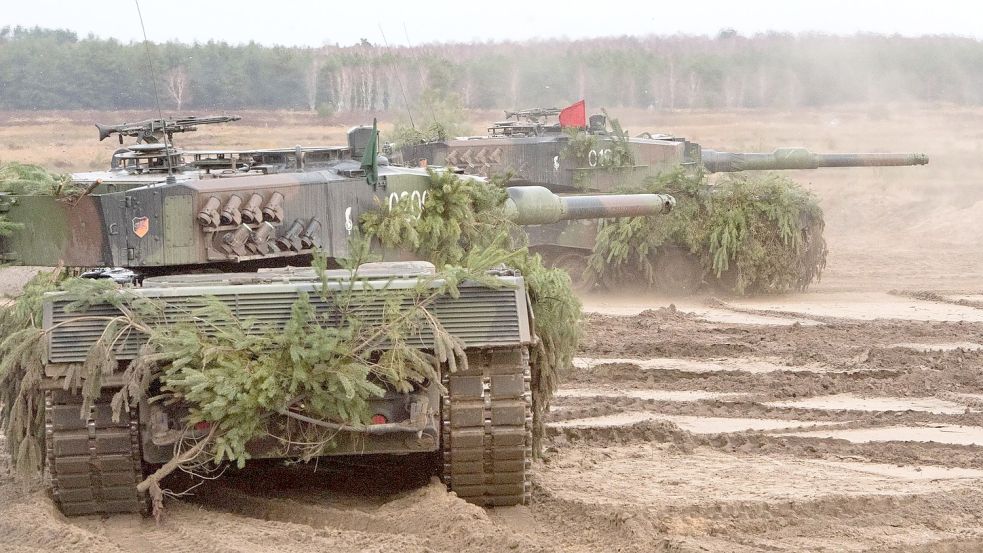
[41,266,535,514]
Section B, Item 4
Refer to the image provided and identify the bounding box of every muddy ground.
[3,106,983,551]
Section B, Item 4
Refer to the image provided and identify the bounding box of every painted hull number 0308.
[387,190,428,219]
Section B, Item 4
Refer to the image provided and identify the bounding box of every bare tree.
[667,57,676,110]
[305,57,322,112]
[165,66,190,111]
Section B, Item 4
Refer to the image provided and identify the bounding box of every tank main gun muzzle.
[701,148,929,173]
[504,186,675,225]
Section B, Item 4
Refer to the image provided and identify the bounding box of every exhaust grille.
[45,278,529,364]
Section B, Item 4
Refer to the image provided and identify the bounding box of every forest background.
[1,26,974,114]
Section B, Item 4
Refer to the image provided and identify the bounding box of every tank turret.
[0,165,674,272]
[398,108,929,192]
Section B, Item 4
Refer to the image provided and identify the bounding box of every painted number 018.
[587,148,613,167]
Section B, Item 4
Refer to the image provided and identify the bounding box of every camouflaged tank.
[397,106,929,290]
[3,123,674,516]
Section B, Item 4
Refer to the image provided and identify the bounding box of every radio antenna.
[378,24,416,132]
[403,23,440,133]
[135,0,175,184]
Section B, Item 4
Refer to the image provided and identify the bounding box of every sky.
[1,0,978,46]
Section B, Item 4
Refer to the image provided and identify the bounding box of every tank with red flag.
[396,100,929,291]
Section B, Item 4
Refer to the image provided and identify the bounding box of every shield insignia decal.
[132,216,149,238]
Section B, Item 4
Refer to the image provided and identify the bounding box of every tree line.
[1,25,980,113]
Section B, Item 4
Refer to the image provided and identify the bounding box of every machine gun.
[96,114,242,144]
[503,107,562,124]
[490,108,565,137]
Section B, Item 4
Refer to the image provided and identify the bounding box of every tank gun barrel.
[701,148,929,173]
[504,186,675,225]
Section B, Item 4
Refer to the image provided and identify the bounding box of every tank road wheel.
[441,347,532,506]
[45,389,149,516]
[652,247,703,295]
[550,252,597,294]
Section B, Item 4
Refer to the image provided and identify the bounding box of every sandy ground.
[10,294,983,553]
[3,106,983,551]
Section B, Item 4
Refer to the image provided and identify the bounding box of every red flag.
[559,100,586,128]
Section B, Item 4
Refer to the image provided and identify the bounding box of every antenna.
[378,24,416,132]
[403,23,440,132]
[135,0,175,184]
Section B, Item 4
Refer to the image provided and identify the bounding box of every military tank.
[397,103,929,290]
[2,123,674,516]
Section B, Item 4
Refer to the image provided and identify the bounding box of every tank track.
[45,389,148,516]
[441,347,532,506]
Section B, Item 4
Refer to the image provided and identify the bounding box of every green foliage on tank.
[0,269,66,476]
[590,170,827,294]
[362,170,580,451]
[0,162,84,237]
[0,162,78,196]
[0,252,511,495]
[398,106,924,294]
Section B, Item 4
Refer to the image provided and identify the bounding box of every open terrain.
[2,106,982,551]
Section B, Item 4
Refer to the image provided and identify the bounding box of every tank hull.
[42,266,535,514]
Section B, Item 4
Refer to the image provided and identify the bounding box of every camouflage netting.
[590,170,828,294]
[361,170,581,453]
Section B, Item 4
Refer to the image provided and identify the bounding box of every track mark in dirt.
[781,423,983,446]
[535,476,983,552]
[555,387,744,402]
[764,393,973,414]
[659,414,842,433]
[550,413,841,433]
[945,293,983,305]
[889,341,983,351]
[549,419,983,470]
[580,297,820,325]
[891,289,983,312]
[872,536,983,553]
[549,411,663,428]
[572,356,837,374]
[722,291,983,323]
[537,444,983,508]
[563,361,983,400]
[579,310,983,371]
[535,443,983,550]
[182,478,540,553]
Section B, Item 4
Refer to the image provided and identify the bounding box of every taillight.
[370,414,387,425]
